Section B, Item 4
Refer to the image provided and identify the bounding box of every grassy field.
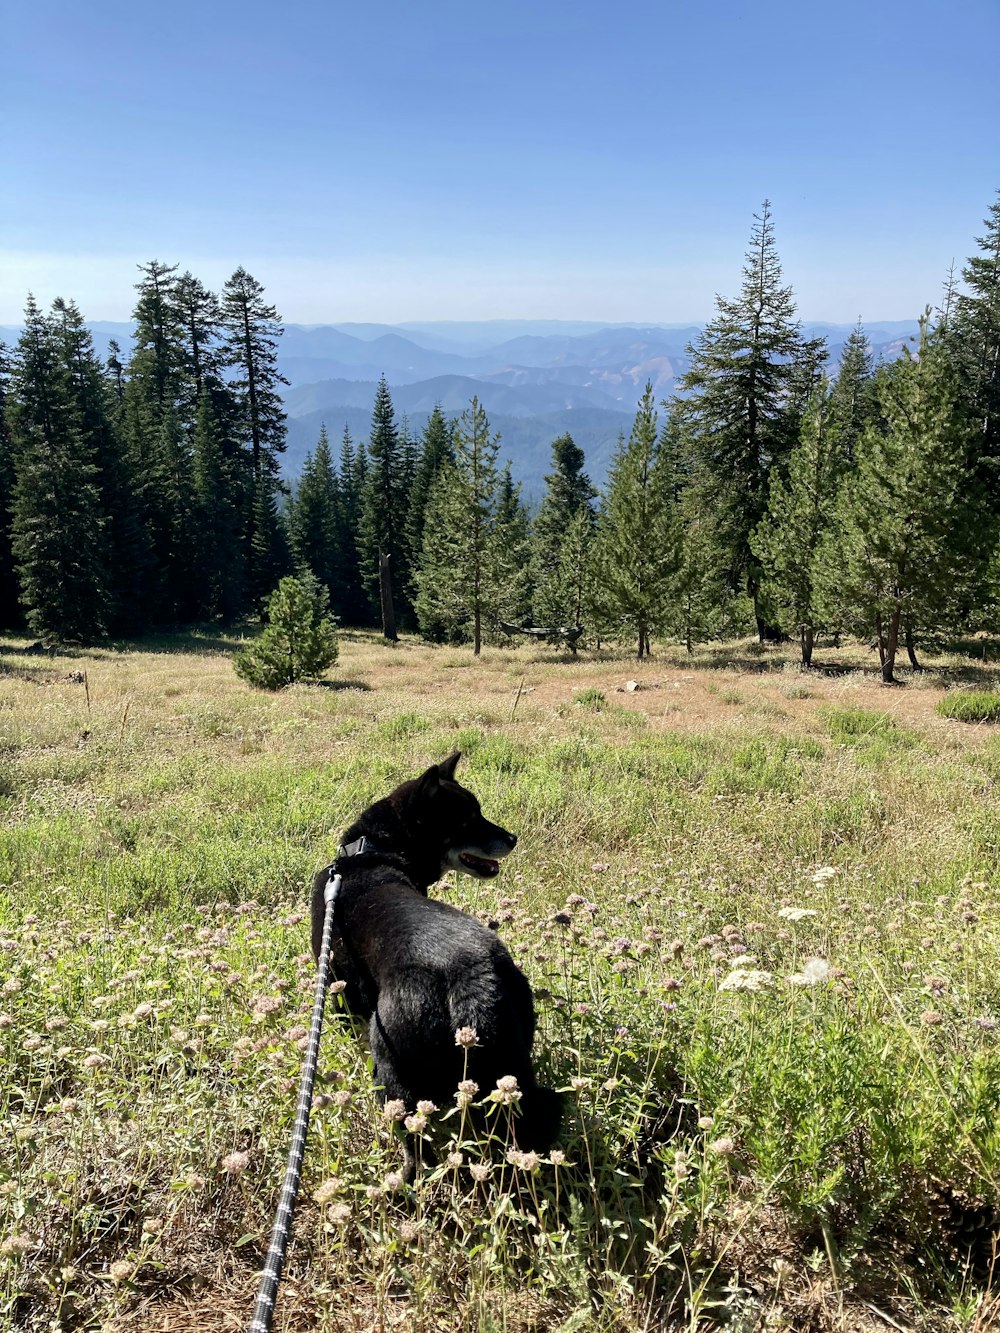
[1,629,1000,1332]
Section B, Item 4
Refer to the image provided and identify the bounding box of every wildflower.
[142,1217,163,1235]
[397,1220,420,1244]
[673,1151,689,1179]
[777,907,817,922]
[602,1077,619,1092]
[416,1099,437,1116]
[83,1052,111,1070]
[383,1171,405,1191]
[0,1014,12,1030]
[492,1075,522,1104]
[454,1025,479,1048]
[383,1099,407,1122]
[719,968,773,992]
[252,995,282,1017]
[332,1089,352,1108]
[662,976,682,992]
[698,1116,715,1131]
[220,1151,250,1174]
[313,1178,342,1204]
[328,1203,351,1226]
[22,1035,43,1051]
[44,1016,68,1032]
[404,1113,428,1133]
[3,977,23,995]
[109,1260,132,1282]
[456,1079,479,1108]
[549,1150,566,1166]
[811,866,838,885]
[60,1265,77,1283]
[330,980,347,994]
[507,1148,540,1171]
[58,1097,80,1115]
[920,1010,944,1026]
[573,1003,592,1016]
[975,1017,998,1030]
[570,1077,591,1092]
[469,1163,491,1182]
[729,954,758,968]
[709,1137,736,1156]
[788,957,832,987]
[132,1002,154,1020]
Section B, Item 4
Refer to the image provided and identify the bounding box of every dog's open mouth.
[458,852,501,877]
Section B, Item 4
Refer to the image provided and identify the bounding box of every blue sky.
[3,0,998,324]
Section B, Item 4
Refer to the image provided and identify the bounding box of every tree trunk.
[473,603,481,656]
[801,623,814,668]
[379,552,397,642]
[904,620,922,671]
[882,607,901,683]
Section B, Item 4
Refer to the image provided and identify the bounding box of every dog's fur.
[310,752,561,1169]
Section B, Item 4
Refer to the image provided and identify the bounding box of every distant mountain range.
[0,318,921,495]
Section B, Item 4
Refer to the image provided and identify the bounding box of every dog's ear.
[438,751,461,782]
[415,764,441,802]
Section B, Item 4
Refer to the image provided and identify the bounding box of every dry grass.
[2,629,1000,1332]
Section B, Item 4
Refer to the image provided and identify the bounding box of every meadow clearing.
[1,630,999,1332]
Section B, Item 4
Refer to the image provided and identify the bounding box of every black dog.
[310,752,561,1171]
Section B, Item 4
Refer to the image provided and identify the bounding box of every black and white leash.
[247,855,347,1333]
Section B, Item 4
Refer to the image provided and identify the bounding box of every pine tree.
[247,471,292,613]
[588,385,677,658]
[333,426,369,626]
[288,425,341,598]
[0,342,20,628]
[954,190,1000,470]
[219,267,289,485]
[174,271,223,423]
[751,383,842,666]
[816,318,984,682]
[191,388,244,621]
[531,433,596,629]
[8,297,110,641]
[234,574,338,689]
[488,463,532,633]
[51,298,151,633]
[678,202,826,639]
[828,323,876,470]
[359,376,409,636]
[405,404,455,589]
[413,397,502,654]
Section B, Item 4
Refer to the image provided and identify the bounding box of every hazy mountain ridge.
[0,317,921,493]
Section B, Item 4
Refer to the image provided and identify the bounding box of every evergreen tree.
[8,297,110,640]
[816,318,984,682]
[288,425,341,598]
[405,404,455,588]
[234,573,338,689]
[828,323,876,469]
[0,343,20,628]
[333,425,370,626]
[678,201,826,639]
[531,433,596,628]
[489,463,532,633]
[174,271,223,422]
[359,376,409,636]
[247,471,292,613]
[52,298,151,633]
[413,397,502,654]
[220,266,288,484]
[191,388,244,621]
[954,190,1000,471]
[588,385,677,658]
[751,383,842,666]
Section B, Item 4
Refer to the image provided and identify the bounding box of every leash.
[247,861,343,1333]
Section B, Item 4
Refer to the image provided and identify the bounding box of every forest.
[1,194,998,682]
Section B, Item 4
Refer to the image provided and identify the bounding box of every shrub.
[234,575,338,690]
[936,690,1000,723]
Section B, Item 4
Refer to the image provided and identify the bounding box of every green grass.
[1,633,999,1330]
[937,690,1000,724]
